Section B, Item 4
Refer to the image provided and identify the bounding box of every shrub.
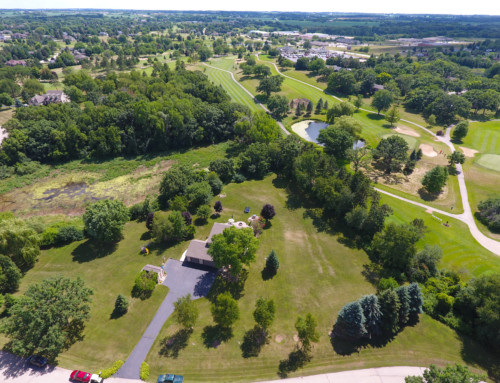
[182,211,192,225]
[56,225,84,244]
[261,204,276,221]
[436,130,444,136]
[170,195,189,212]
[233,173,246,183]
[140,362,149,381]
[378,277,398,291]
[132,271,157,300]
[0,255,22,294]
[114,294,129,316]
[214,200,223,214]
[207,172,223,195]
[40,226,60,247]
[100,360,124,379]
[146,212,155,230]
[477,198,500,233]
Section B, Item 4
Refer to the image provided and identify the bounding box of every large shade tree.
[83,199,129,242]
[1,276,93,361]
[208,227,259,277]
[0,218,40,269]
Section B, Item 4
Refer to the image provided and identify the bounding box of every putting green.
[382,133,418,149]
[476,154,500,172]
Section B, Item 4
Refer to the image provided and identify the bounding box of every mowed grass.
[461,121,500,154]
[0,108,14,125]
[0,221,174,372]
[145,176,494,382]
[380,194,500,277]
[476,154,500,172]
[193,64,262,113]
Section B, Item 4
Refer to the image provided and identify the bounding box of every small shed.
[141,264,166,284]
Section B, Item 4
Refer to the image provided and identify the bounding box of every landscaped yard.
[144,176,496,382]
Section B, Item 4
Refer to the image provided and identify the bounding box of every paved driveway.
[115,259,216,380]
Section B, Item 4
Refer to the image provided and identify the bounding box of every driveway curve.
[266,59,500,256]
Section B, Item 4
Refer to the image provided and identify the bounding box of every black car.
[27,355,48,368]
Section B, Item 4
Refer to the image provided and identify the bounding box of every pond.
[291,120,328,144]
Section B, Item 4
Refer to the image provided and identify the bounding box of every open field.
[0,143,228,216]
[144,176,495,382]
[0,220,171,372]
[0,108,14,126]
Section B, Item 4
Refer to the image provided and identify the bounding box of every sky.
[1,0,500,16]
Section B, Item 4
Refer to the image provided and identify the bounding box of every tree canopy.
[83,199,129,243]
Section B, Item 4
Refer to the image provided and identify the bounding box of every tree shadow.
[202,325,233,348]
[417,187,440,202]
[277,348,311,378]
[261,266,276,281]
[194,218,208,226]
[109,307,127,320]
[207,269,248,302]
[0,350,57,379]
[367,113,384,120]
[241,326,268,358]
[272,176,289,189]
[71,240,117,263]
[459,333,500,381]
[255,94,268,104]
[158,328,193,358]
[140,231,152,241]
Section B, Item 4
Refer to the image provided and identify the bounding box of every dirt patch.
[459,146,479,158]
[393,125,420,137]
[425,209,433,214]
[275,335,284,343]
[419,144,437,157]
[284,230,307,243]
[293,334,299,342]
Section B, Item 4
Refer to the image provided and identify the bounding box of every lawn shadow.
[71,240,117,263]
[202,325,233,348]
[109,307,126,320]
[459,333,500,381]
[206,269,248,302]
[140,231,152,241]
[417,187,440,202]
[159,328,193,359]
[277,348,311,378]
[194,218,209,226]
[367,113,384,121]
[241,326,268,358]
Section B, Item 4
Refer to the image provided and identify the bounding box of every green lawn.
[380,194,500,277]
[461,121,500,154]
[0,221,171,372]
[144,176,495,382]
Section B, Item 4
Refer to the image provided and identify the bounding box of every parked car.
[157,374,184,383]
[70,370,92,383]
[27,355,48,368]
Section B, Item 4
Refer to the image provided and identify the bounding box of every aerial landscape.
[0,4,499,383]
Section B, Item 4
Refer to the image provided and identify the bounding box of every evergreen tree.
[295,103,303,116]
[114,294,129,316]
[378,288,401,334]
[315,98,323,114]
[324,101,329,110]
[407,283,424,321]
[396,286,410,327]
[359,295,382,338]
[214,200,223,214]
[306,101,313,115]
[266,250,280,275]
[334,301,367,340]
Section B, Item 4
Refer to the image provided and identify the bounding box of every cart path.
[202,62,289,136]
[265,59,500,256]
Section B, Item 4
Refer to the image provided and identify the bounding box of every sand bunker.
[419,144,438,157]
[460,146,479,158]
[291,120,328,144]
[393,126,420,137]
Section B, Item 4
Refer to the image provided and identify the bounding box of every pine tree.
[407,283,424,321]
[323,100,329,110]
[396,286,410,327]
[378,288,401,334]
[306,101,313,115]
[295,103,303,116]
[114,294,130,316]
[359,295,382,338]
[315,98,323,114]
[334,301,367,340]
[266,250,279,275]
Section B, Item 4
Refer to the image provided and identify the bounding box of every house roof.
[185,239,212,262]
[207,222,231,242]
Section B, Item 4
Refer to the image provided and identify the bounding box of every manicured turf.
[461,121,500,154]
[381,133,418,149]
[194,64,261,112]
[475,154,500,172]
[144,176,494,382]
[380,194,500,277]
